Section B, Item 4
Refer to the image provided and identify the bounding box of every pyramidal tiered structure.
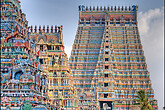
[69,5,158,110]
[29,25,78,109]
[1,0,48,109]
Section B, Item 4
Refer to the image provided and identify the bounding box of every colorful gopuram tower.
[69,5,158,110]
[1,0,48,109]
[30,25,78,109]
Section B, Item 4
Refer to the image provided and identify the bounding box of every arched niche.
[14,70,23,80]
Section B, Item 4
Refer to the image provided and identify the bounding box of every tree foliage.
[135,90,156,110]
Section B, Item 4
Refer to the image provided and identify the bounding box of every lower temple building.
[69,5,158,110]
[30,25,78,109]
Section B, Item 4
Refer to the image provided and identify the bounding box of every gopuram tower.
[1,0,48,109]
[69,5,158,110]
[30,25,78,109]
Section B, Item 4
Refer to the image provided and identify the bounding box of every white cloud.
[138,8,164,35]
[138,7,164,109]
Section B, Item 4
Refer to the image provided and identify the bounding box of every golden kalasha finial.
[55,25,57,33]
[89,6,92,11]
[51,25,53,33]
[114,6,117,11]
[104,6,106,11]
[39,25,41,32]
[97,6,99,11]
[43,25,45,32]
[107,6,110,11]
[86,6,88,11]
[118,6,120,11]
[125,6,127,11]
[47,25,49,33]
[93,6,95,11]
[111,6,113,11]
[129,6,131,11]
[35,25,37,33]
[100,6,102,11]
[58,26,60,32]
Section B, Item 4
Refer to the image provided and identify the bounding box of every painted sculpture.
[1,0,48,109]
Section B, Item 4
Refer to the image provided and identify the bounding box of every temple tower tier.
[30,25,78,109]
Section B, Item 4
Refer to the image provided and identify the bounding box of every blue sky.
[19,0,164,109]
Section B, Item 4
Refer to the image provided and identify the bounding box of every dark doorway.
[14,70,23,80]
[99,101,112,110]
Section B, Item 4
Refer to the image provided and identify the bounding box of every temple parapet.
[78,5,138,23]
[29,25,63,33]
[79,5,138,12]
